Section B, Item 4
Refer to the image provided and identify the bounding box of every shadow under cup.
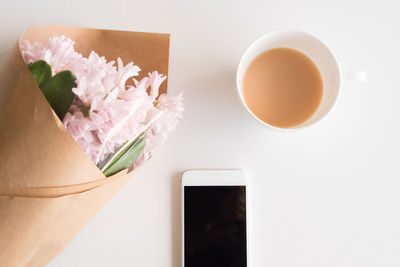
[237,30,341,129]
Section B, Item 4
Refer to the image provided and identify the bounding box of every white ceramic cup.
[236,30,367,130]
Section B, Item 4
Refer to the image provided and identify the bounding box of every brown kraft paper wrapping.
[0,25,170,266]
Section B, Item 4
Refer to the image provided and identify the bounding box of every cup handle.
[343,70,367,84]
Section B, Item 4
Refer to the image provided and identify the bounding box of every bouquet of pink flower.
[22,35,183,176]
[0,25,182,266]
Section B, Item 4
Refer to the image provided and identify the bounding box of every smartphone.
[182,170,248,267]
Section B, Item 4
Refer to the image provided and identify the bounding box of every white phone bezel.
[181,169,249,267]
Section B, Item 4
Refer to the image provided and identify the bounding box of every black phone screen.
[184,186,247,267]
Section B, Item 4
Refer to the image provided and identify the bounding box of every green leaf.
[27,60,77,120]
[102,134,146,177]
[28,60,51,86]
[40,70,77,120]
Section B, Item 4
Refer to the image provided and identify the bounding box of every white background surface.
[1,0,400,266]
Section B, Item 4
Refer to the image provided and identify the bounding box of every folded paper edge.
[0,169,134,198]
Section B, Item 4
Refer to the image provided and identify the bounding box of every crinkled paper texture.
[0,25,170,267]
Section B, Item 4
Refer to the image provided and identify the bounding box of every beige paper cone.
[0,26,170,266]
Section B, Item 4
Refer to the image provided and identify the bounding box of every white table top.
[1,0,400,266]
